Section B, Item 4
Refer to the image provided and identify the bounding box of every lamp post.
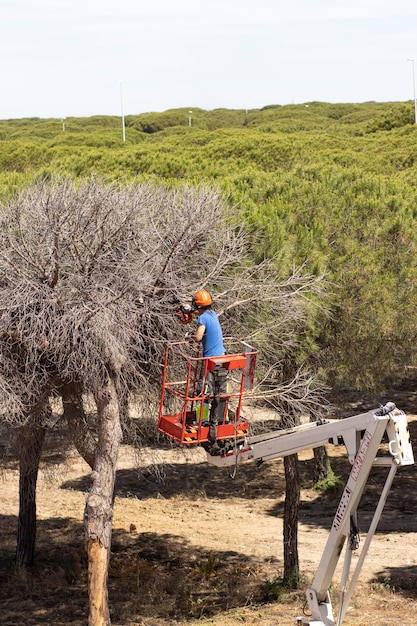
[119,81,126,141]
[407,58,417,124]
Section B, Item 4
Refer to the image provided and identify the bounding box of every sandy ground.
[1,392,417,625]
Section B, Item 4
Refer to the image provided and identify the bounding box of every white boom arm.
[206,402,414,626]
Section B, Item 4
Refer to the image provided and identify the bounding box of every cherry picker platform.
[157,339,257,446]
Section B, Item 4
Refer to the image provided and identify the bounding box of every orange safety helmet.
[193,289,212,308]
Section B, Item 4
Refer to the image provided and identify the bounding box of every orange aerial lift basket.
[158,340,257,445]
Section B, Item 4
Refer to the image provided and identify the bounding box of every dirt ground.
[1,389,417,626]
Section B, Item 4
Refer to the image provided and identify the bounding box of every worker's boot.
[209,389,219,444]
[209,422,217,444]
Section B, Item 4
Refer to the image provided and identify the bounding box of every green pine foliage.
[1,100,417,391]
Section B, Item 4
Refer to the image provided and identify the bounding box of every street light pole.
[119,81,126,141]
[407,58,417,124]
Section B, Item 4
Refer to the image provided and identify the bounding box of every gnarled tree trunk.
[62,382,97,470]
[84,376,122,626]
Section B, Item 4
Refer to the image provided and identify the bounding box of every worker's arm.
[194,324,205,342]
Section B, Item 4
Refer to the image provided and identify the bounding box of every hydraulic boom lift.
[158,342,414,625]
[206,401,414,626]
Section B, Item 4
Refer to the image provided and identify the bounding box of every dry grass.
[1,392,417,625]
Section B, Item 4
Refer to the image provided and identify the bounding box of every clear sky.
[1,0,417,120]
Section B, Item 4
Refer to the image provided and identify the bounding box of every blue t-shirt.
[197,310,225,357]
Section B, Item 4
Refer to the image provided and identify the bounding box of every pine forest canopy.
[0,99,417,391]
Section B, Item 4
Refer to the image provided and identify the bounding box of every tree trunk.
[283,453,300,588]
[84,376,122,626]
[62,382,97,470]
[313,445,328,483]
[16,422,47,567]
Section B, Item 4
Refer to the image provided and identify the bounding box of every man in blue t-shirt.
[190,289,227,443]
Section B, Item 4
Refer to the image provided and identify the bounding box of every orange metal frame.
[158,341,257,445]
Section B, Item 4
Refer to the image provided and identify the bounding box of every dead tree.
[0,176,328,623]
